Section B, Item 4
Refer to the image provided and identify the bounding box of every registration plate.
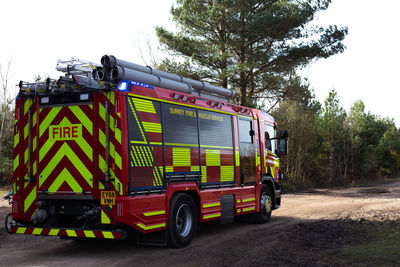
[101,191,116,205]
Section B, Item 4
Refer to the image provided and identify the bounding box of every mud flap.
[137,230,167,246]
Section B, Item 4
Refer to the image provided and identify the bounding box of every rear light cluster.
[170,93,196,103]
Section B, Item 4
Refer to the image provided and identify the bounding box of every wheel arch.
[261,175,276,209]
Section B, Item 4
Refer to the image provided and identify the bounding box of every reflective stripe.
[48,168,83,192]
[69,105,93,135]
[242,207,255,212]
[137,222,166,230]
[40,143,92,188]
[66,230,77,237]
[102,231,114,239]
[16,227,26,234]
[132,98,156,113]
[48,229,60,236]
[84,230,95,238]
[172,147,191,166]
[202,202,220,208]
[203,212,221,219]
[143,210,166,216]
[221,166,234,182]
[242,197,255,203]
[205,150,220,166]
[13,155,19,172]
[101,209,111,224]
[142,121,162,133]
[32,228,42,235]
[13,131,19,148]
[24,187,36,212]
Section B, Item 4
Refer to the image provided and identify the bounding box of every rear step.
[11,226,126,240]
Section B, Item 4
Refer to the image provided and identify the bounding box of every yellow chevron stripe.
[110,142,121,170]
[48,229,60,236]
[39,107,60,137]
[24,99,32,115]
[101,209,111,224]
[32,228,42,235]
[69,105,93,135]
[107,91,115,106]
[24,187,36,212]
[102,231,115,239]
[40,143,92,188]
[14,131,19,148]
[66,230,77,237]
[48,168,83,192]
[84,230,95,238]
[115,127,121,144]
[24,121,29,140]
[13,155,19,172]
[16,227,27,234]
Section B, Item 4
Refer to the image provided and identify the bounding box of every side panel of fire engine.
[12,96,39,221]
[126,95,237,191]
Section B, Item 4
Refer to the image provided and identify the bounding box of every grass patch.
[331,222,400,266]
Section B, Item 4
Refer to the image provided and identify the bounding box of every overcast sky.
[1,0,399,125]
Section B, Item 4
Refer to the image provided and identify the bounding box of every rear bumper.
[10,226,127,240]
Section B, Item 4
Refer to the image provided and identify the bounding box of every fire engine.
[8,55,288,247]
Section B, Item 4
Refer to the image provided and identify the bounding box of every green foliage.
[275,87,400,188]
[156,0,348,106]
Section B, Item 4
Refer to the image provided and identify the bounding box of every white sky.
[1,0,399,125]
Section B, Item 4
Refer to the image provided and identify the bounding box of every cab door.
[238,116,256,185]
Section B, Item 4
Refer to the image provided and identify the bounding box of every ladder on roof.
[19,58,103,95]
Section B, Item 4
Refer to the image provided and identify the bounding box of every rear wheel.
[254,184,273,224]
[168,193,197,248]
[5,213,14,234]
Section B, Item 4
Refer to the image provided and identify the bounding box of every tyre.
[168,193,197,248]
[5,213,15,234]
[254,184,273,224]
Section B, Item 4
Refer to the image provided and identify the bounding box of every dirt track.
[1,180,400,266]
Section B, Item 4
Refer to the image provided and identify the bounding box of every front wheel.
[168,193,197,248]
[254,185,273,224]
[5,213,15,234]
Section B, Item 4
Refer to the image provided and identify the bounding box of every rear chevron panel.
[38,104,94,193]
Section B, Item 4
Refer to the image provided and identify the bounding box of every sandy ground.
[1,180,400,267]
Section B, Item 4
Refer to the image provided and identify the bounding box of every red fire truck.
[9,56,287,247]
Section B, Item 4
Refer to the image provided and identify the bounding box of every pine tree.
[156,0,348,106]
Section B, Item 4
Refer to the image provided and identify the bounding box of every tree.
[0,59,15,185]
[156,0,348,107]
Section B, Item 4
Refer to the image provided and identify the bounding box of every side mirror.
[278,138,288,156]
